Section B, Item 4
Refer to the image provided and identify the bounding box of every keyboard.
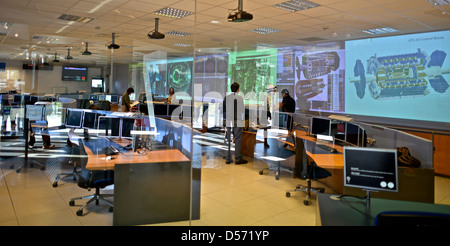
[103,145,119,155]
[317,144,338,153]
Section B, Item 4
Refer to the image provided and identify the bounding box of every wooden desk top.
[294,130,344,169]
[83,138,190,170]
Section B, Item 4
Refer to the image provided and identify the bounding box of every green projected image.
[168,59,192,96]
[228,49,277,98]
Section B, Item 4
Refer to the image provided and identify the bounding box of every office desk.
[81,137,196,226]
[316,193,450,226]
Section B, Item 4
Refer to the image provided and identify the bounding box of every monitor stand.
[364,189,378,211]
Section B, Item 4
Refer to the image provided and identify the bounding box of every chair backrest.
[295,137,309,179]
[77,139,114,189]
[76,139,92,189]
[96,100,111,110]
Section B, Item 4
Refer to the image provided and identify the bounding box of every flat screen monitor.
[311,117,331,136]
[110,95,119,103]
[345,122,360,146]
[62,66,88,81]
[13,94,22,104]
[82,111,98,129]
[97,116,120,137]
[343,147,398,193]
[89,94,98,103]
[65,109,83,128]
[9,107,24,123]
[25,105,44,121]
[91,78,103,88]
[121,118,135,138]
[105,95,111,102]
[98,95,106,101]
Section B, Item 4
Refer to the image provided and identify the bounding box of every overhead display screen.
[345,30,450,123]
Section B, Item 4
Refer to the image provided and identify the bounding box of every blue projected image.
[345,30,450,123]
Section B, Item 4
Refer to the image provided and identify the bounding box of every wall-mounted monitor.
[343,147,398,193]
[62,66,88,81]
[65,109,83,128]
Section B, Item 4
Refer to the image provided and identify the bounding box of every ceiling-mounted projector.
[228,0,252,22]
[147,18,165,40]
[66,49,73,60]
[107,33,120,49]
[228,10,253,22]
[82,42,92,55]
[148,31,165,39]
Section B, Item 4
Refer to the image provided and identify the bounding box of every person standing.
[223,82,248,165]
[280,89,296,147]
[121,87,134,112]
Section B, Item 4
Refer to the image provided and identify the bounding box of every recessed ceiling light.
[57,14,93,23]
[166,31,192,37]
[426,0,449,6]
[362,27,399,35]
[249,27,282,34]
[273,0,320,12]
[152,7,193,18]
[173,43,192,47]
[210,20,220,24]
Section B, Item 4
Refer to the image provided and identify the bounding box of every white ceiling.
[0,0,449,66]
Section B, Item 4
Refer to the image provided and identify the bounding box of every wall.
[0,60,103,95]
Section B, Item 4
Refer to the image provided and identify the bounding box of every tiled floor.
[1,137,449,226]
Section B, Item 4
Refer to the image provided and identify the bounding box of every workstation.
[1,0,450,229]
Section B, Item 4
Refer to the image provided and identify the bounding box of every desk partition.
[113,116,201,226]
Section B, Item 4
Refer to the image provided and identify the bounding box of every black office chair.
[69,139,114,216]
[52,129,80,187]
[285,137,331,205]
[96,100,111,111]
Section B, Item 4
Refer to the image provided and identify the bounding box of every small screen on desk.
[343,147,398,192]
[83,112,97,129]
[121,118,135,138]
[26,105,44,121]
[66,110,83,128]
[311,117,331,136]
[97,117,120,137]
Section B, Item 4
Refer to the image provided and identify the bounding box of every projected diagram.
[349,49,450,100]
[295,49,344,112]
[168,61,192,95]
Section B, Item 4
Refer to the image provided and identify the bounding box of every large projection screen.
[345,30,450,123]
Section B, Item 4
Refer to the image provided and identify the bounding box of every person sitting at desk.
[167,87,176,104]
[121,87,134,112]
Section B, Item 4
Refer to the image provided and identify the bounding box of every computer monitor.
[343,147,398,193]
[82,111,98,129]
[121,118,135,138]
[98,95,106,101]
[25,105,44,121]
[10,107,24,119]
[110,95,119,103]
[13,94,22,104]
[311,117,331,136]
[45,104,64,127]
[97,116,120,137]
[89,94,98,103]
[345,122,360,146]
[65,109,83,128]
